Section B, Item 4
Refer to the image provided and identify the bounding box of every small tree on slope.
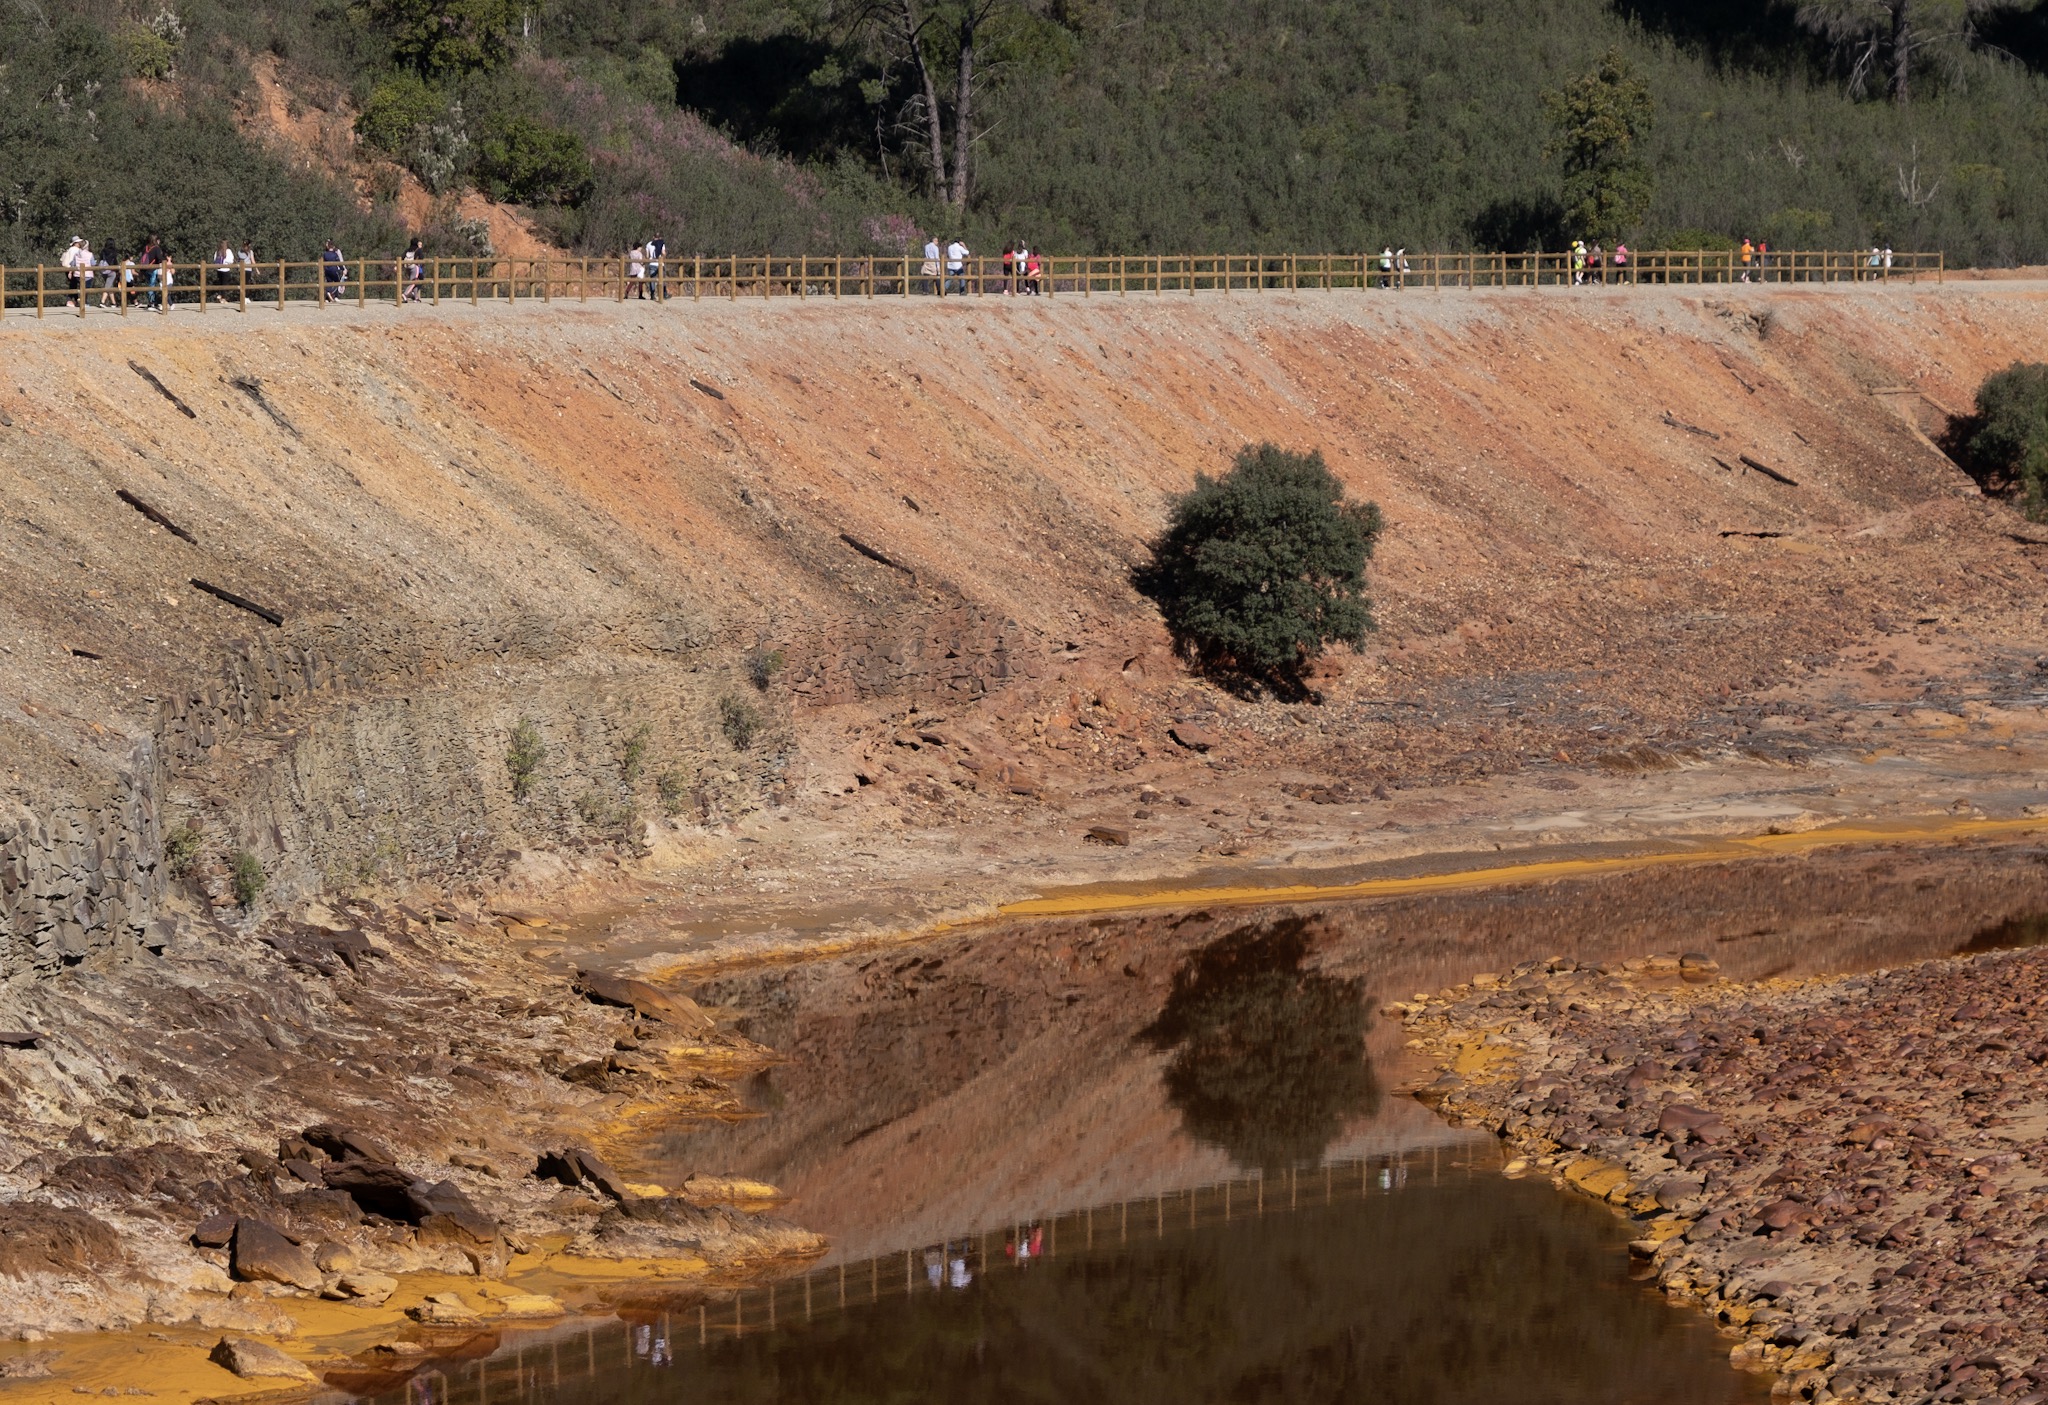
[1950,362,2048,520]
[1135,444,1383,696]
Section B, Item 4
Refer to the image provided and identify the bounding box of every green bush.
[475,116,594,206]
[230,850,266,909]
[1950,363,2048,520]
[356,71,448,156]
[719,695,764,750]
[506,718,546,800]
[656,769,691,816]
[619,723,651,784]
[162,823,202,879]
[118,25,178,80]
[1135,444,1383,694]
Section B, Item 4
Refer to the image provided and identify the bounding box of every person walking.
[322,240,346,301]
[1001,242,1016,296]
[402,237,425,302]
[646,235,666,301]
[920,236,941,295]
[1740,237,1754,283]
[1612,242,1629,285]
[212,240,236,303]
[1379,247,1394,288]
[136,236,163,310]
[95,241,117,308]
[1024,245,1043,295]
[945,236,969,296]
[60,236,91,308]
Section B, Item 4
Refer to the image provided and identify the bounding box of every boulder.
[191,1213,238,1248]
[208,1337,317,1382]
[573,972,714,1034]
[325,1271,397,1305]
[496,1293,564,1319]
[230,1219,322,1291]
[407,1292,481,1327]
[1168,724,1218,752]
[534,1147,631,1201]
[302,1124,400,1165]
[322,1159,419,1221]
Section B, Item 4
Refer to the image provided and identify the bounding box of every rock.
[407,1293,481,1327]
[1167,723,1219,752]
[0,1352,57,1380]
[301,1124,399,1165]
[1084,826,1130,847]
[495,1293,564,1319]
[680,1175,786,1206]
[325,1271,397,1305]
[230,1219,322,1292]
[573,972,714,1034]
[207,1337,316,1382]
[534,1147,632,1201]
[191,1213,238,1249]
[321,1160,418,1220]
[1657,1104,1728,1144]
[312,1243,356,1274]
[1760,1199,1807,1231]
[0,1031,47,1049]
[1653,1175,1705,1209]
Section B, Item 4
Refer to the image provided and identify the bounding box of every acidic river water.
[368,885,2044,1405]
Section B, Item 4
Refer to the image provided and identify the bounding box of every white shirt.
[62,244,88,270]
[945,241,967,272]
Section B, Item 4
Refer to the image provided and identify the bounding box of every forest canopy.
[4,0,2048,264]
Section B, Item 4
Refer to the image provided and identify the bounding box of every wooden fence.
[0,249,1943,319]
[376,1142,1494,1405]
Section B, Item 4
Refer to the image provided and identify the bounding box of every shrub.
[118,25,178,80]
[356,71,448,157]
[506,718,546,800]
[1950,363,2048,520]
[162,823,202,879]
[656,769,690,816]
[230,850,265,909]
[475,116,593,206]
[719,695,764,750]
[1135,444,1383,693]
[619,724,651,784]
[748,646,786,691]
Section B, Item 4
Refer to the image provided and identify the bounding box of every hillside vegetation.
[3,0,2048,265]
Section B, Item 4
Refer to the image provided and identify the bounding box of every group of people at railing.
[918,236,1045,296]
[27,233,1931,313]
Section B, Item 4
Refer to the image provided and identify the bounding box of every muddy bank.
[0,895,817,1400]
[1400,938,2048,1403]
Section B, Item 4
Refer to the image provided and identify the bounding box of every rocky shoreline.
[0,897,819,1396]
[1397,943,2048,1404]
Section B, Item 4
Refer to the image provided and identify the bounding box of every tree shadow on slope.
[1140,918,1380,1172]
[672,34,877,163]
[1609,0,1827,76]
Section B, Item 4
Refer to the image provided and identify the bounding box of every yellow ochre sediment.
[996,816,2047,920]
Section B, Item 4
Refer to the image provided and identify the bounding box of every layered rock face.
[2,284,2045,971]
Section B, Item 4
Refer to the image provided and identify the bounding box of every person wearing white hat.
[61,236,90,308]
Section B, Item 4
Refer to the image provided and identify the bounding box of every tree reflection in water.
[1141,917,1380,1170]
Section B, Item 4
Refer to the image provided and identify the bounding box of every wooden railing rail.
[0,249,1946,320]
[365,1143,1491,1405]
